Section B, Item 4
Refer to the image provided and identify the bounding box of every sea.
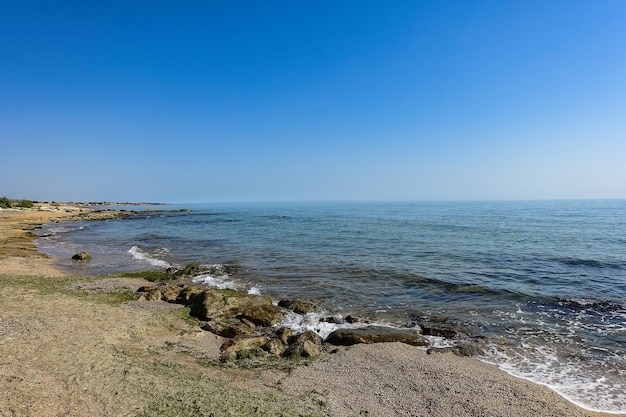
[36,200,626,414]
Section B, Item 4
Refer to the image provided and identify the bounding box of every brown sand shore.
[0,205,622,417]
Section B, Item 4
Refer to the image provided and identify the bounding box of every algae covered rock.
[71,252,91,261]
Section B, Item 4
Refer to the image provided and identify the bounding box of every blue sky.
[1,1,625,203]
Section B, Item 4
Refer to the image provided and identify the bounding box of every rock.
[220,336,271,354]
[275,327,293,345]
[262,338,286,356]
[137,285,156,293]
[418,320,474,339]
[175,262,200,277]
[189,288,273,322]
[240,304,286,327]
[71,252,91,261]
[426,343,484,357]
[284,330,324,358]
[143,288,163,302]
[175,286,205,305]
[345,315,359,324]
[323,316,344,324]
[203,318,254,338]
[287,330,323,346]
[326,327,430,347]
[284,340,322,358]
[159,285,182,302]
[277,299,318,314]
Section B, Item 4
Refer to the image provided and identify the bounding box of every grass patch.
[0,274,86,293]
[79,290,138,305]
[110,270,176,282]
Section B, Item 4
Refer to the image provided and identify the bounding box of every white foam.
[247,286,262,295]
[482,345,626,414]
[278,311,368,339]
[192,272,238,290]
[127,246,172,268]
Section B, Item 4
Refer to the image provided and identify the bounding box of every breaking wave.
[127,246,172,268]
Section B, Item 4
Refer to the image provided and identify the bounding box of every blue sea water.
[37,200,626,413]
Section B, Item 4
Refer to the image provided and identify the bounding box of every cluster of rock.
[133,277,483,362]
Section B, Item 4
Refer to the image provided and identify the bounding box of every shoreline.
[0,206,622,416]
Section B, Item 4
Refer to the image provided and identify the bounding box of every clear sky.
[1,1,625,203]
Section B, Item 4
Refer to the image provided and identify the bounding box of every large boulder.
[221,335,271,353]
[220,336,271,361]
[240,304,287,327]
[189,288,273,322]
[326,327,429,347]
[417,318,475,339]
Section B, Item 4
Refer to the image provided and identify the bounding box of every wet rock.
[240,304,287,327]
[277,299,318,314]
[418,319,474,339]
[426,342,484,357]
[71,252,91,261]
[322,316,344,324]
[326,327,430,347]
[175,262,200,277]
[345,315,360,324]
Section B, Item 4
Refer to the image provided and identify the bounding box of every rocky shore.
[1,206,622,416]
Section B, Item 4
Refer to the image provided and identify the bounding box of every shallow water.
[37,200,626,413]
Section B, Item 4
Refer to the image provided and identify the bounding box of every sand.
[0,206,622,416]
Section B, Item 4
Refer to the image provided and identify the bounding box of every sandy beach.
[0,206,622,417]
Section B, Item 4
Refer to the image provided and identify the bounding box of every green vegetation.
[0,197,34,209]
[112,270,176,282]
[0,196,11,208]
[109,262,204,282]
[180,262,200,276]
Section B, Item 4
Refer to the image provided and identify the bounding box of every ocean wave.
[558,297,625,311]
[558,257,624,270]
[127,246,172,268]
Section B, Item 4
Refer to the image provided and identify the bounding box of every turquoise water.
[37,200,626,413]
